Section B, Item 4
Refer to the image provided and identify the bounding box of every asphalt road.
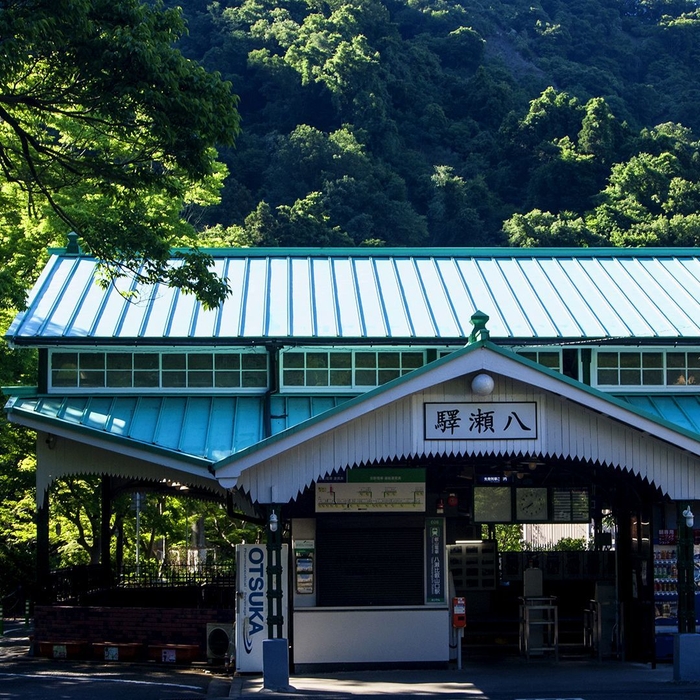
[0,622,230,700]
[3,621,700,700]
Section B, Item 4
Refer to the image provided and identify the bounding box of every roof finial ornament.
[65,232,81,255]
[469,310,490,343]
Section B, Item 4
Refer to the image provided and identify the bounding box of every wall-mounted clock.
[516,487,548,521]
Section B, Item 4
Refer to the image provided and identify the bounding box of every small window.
[516,349,562,373]
[279,349,426,391]
[49,350,268,392]
[52,352,78,387]
[595,349,700,389]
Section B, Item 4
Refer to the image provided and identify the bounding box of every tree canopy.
[5,0,700,599]
[0,0,240,308]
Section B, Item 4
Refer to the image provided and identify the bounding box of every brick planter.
[33,605,234,663]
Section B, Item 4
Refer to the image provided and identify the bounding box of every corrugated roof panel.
[594,258,667,336]
[431,258,474,336]
[311,258,340,337]
[266,257,291,337]
[453,258,509,336]
[497,259,556,338]
[83,397,115,430]
[232,397,265,451]
[393,258,433,337]
[5,394,269,460]
[352,258,385,337]
[269,395,352,434]
[91,279,131,339]
[373,258,412,337]
[138,282,174,338]
[56,396,88,422]
[535,259,600,337]
[617,395,700,435]
[6,256,62,338]
[557,258,629,338]
[578,258,654,336]
[332,258,363,336]
[39,259,94,337]
[166,291,198,338]
[6,393,354,461]
[64,261,112,338]
[217,258,247,337]
[12,248,700,344]
[480,259,535,337]
[618,260,689,337]
[653,258,700,333]
[190,259,227,338]
[106,398,138,435]
[241,258,270,337]
[116,281,156,338]
[208,398,242,460]
[179,397,214,455]
[413,258,461,337]
[509,259,571,338]
[129,397,165,443]
[153,398,187,450]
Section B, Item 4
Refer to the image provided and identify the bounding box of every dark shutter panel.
[316,516,424,606]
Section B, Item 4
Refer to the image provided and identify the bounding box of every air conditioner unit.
[206,622,234,664]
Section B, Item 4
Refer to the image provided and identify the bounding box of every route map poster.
[315,468,426,512]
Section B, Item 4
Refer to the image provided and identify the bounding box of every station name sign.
[424,402,537,440]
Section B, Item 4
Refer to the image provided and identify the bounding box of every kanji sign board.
[424,402,537,440]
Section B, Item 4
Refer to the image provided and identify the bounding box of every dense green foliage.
[159,0,700,249]
[0,0,240,309]
[5,0,700,597]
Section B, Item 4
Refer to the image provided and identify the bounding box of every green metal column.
[677,503,696,634]
[36,488,50,604]
[266,505,284,639]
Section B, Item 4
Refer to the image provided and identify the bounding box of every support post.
[101,476,112,588]
[677,503,696,635]
[264,504,290,691]
[36,488,50,604]
[265,505,284,639]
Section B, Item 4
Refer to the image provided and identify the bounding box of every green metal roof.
[615,394,700,434]
[9,247,700,345]
[4,394,352,462]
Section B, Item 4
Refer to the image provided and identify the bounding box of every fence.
[47,561,236,603]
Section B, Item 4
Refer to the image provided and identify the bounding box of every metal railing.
[46,562,236,603]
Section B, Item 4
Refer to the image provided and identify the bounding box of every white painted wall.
[292,607,449,666]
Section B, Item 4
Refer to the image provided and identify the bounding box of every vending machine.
[235,544,288,672]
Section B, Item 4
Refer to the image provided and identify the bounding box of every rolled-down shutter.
[316,515,425,606]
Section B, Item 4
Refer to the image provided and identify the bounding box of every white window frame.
[48,348,269,394]
[279,347,428,393]
[592,347,700,392]
[513,347,563,374]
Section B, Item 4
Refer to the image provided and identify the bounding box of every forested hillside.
[169,0,700,249]
[3,0,700,601]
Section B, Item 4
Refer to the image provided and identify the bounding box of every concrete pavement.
[229,658,688,699]
[3,621,697,700]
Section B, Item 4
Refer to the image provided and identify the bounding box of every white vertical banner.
[235,543,288,672]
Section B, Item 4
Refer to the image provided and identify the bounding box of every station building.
[5,240,700,668]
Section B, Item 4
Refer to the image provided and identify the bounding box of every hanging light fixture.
[682,506,694,529]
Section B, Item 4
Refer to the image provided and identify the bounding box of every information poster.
[315,468,426,512]
[426,518,446,603]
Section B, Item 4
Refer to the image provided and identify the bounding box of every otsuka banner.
[235,543,288,672]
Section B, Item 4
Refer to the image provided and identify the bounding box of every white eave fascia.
[214,342,700,486]
[6,410,217,480]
